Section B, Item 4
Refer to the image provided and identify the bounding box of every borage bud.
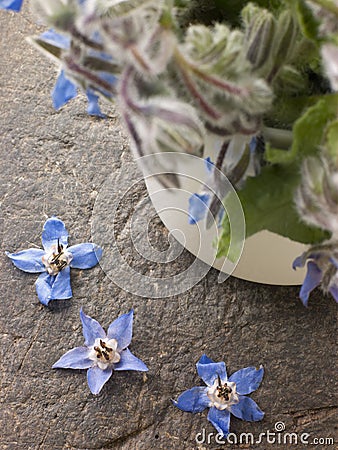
[274,65,307,94]
[268,9,298,80]
[142,98,205,155]
[244,7,276,71]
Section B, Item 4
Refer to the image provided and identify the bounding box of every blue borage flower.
[173,355,264,437]
[53,309,148,395]
[293,249,338,306]
[6,217,102,305]
[38,30,116,117]
[0,0,23,12]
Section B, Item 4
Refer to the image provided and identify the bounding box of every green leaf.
[326,120,338,162]
[296,0,320,42]
[265,94,338,164]
[236,164,329,244]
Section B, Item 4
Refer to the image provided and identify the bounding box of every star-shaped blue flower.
[293,251,338,306]
[0,0,23,12]
[53,309,148,395]
[6,217,102,306]
[173,355,264,437]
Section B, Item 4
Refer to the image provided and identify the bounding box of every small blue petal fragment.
[68,243,102,269]
[230,396,264,421]
[50,266,72,300]
[196,354,227,386]
[80,308,106,346]
[173,386,210,413]
[107,309,133,351]
[292,253,306,270]
[299,261,322,307]
[41,216,68,250]
[188,193,210,225]
[52,71,77,110]
[204,157,215,174]
[114,348,148,372]
[86,89,105,117]
[229,366,264,395]
[87,365,112,395]
[35,272,54,306]
[5,249,45,273]
[39,29,70,49]
[0,0,23,12]
[207,407,231,437]
[52,347,92,369]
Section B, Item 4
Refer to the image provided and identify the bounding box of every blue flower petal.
[173,386,210,413]
[35,272,54,306]
[230,395,264,422]
[229,366,264,395]
[188,193,210,225]
[39,29,70,49]
[0,0,23,12]
[87,365,112,395]
[80,308,106,346]
[114,348,148,372]
[329,284,338,302]
[5,248,45,273]
[107,310,133,351]
[230,396,264,421]
[207,407,231,437]
[68,243,102,269]
[49,266,72,300]
[86,89,105,117]
[41,217,69,250]
[292,253,306,270]
[196,354,227,386]
[52,347,92,369]
[52,71,78,110]
[204,157,215,174]
[299,261,322,307]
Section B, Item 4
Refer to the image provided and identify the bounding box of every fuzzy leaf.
[326,120,338,162]
[234,164,328,243]
[265,94,338,164]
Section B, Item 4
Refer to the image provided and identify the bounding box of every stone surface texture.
[0,4,336,450]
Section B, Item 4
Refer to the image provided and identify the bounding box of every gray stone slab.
[0,4,336,450]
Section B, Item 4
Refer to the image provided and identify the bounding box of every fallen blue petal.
[35,272,54,306]
[107,310,134,351]
[0,0,23,12]
[41,216,69,250]
[52,347,92,369]
[80,308,106,346]
[52,70,77,110]
[299,261,322,307]
[229,366,264,395]
[207,407,230,437]
[68,243,102,269]
[114,348,148,372]
[87,366,112,395]
[173,387,210,413]
[49,266,72,300]
[196,354,227,386]
[5,248,45,273]
[230,396,264,421]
